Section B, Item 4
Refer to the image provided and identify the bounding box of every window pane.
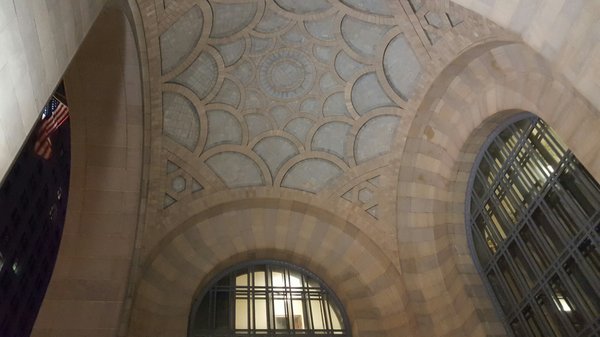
[523,305,544,337]
[215,290,230,329]
[520,224,551,271]
[487,269,512,314]
[544,189,583,236]
[531,207,564,256]
[329,302,343,330]
[255,297,267,329]
[235,298,249,329]
[508,242,536,288]
[311,299,326,330]
[562,258,600,318]
[498,256,523,299]
[559,164,600,218]
[549,276,587,332]
[579,239,600,276]
[510,317,530,337]
[472,229,491,266]
[536,292,568,337]
[475,215,499,254]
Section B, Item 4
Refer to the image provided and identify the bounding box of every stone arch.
[127,199,414,337]
[396,41,600,337]
[31,1,147,336]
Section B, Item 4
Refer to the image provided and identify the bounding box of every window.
[189,261,349,337]
[0,84,70,337]
[467,114,600,337]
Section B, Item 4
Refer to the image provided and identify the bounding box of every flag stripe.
[34,97,69,160]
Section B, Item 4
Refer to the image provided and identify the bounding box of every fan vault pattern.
[158,0,424,203]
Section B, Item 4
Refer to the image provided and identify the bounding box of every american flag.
[34,96,69,160]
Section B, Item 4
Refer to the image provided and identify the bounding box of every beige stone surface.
[31,5,144,337]
[0,0,108,181]
[0,1,597,337]
[454,0,600,109]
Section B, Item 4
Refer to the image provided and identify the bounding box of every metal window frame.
[466,112,600,337]
[188,260,351,337]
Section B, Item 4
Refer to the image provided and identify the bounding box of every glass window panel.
[510,317,530,337]
[549,276,587,332]
[236,299,249,329]
[523,305,544,337]
[328,302,343,330]
[579,240,600,276]
[508,242,536,288]
[531,129,562,170]
[516,146,547,191]
[255,298,268,329]
[289,270,302,288]
[236,273,248,287]
[498,256,523,299]
[215,290,230,329]
[531,208,565,256]
[562,258,600,317]
[472,229,491,266]
[273,297,287,319]
[494,183,519,223]
[559,164,600,218]
[479,155,498,187]
[193,295,211,330]
[487,269,513,314]
[520,224,551,270]
[488,139,511,171]
[292,300,304,329]
[544,189,583,236]
[536,292,568,337]
[475,215,499,254]
[271,269,285,288]
[484,201,510,240]
[310,299,325,330]
[473,173,487,200]
[255,270,266,287]
[306,277,320,289]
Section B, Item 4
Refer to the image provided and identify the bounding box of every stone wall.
[0,0,108,181]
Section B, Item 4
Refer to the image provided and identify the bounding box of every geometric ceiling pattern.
[159,0,429,199]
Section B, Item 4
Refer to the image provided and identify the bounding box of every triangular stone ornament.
[366,205,379,219]
[192,179,204,193]
[166,160,179,173]
[446,12,463,27]
[164,193,176,208]
[367,175,380,187]
[341,189,353,202]
[408,0,422,13]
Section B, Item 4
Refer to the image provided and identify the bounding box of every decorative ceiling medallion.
[258,49,316,100]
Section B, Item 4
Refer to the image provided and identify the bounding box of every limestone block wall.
[0,0,108,181]
[30,6,144,337]
[454,0,600,111]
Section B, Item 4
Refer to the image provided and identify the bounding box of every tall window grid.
[467,114,600,337]
[189,261,348,337]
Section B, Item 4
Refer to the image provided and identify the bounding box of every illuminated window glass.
[467,114,600,337]
[189,261,349,337]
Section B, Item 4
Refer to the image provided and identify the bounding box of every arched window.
[467,114,600,337]
[189,260,349,337]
